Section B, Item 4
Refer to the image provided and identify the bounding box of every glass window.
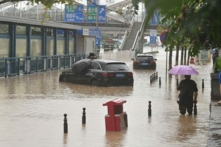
[0,38,9,57]
[31,27,41,36]
[57,40,65,55]
[16,39,27,57]
[90,62,101,70]
[16,25,26,35]
[69,40,74,54]
[31,39,42,56]
[0,23,8,34]
[137,56,153,61]
[47,39,54,56]
[57,29,64,37]
[46,28,53,36]
[104,63,129,71]
[69,31,74,37]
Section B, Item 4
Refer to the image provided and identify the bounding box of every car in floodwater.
[59,59,134,86]
[132,53,157,70]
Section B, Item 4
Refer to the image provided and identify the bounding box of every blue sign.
[151,12,160,25]
[96,37,100,47]
[90,28,101,47]
[160,31,167,43]
[89,28,101,37]
[98,5,106,23]
[64,4,84,23]
[150,36,157,44]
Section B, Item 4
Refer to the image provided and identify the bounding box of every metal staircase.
[122,22,142,50]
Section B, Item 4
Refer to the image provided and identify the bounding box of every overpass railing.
[130,11,146,52]
[0,54,85,78]
[119,17,134,50]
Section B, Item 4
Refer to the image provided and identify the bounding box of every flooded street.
[0,47,212,147]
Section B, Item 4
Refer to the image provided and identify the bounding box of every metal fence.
[0,54,85,78]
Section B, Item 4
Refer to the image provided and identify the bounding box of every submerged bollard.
[156,72,158,79]
[64,114,68,133]
[148,101,151,116]
[202,79,204,89]
[82,107,86,124]
[194,102,197,115]
[159,77,161,86]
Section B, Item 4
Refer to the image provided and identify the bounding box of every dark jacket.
[177,79,198,104]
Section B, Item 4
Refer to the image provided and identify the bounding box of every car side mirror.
[131,58,134,60]
[155,59,157,61]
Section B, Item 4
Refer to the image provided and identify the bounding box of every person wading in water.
[177,75,198,115]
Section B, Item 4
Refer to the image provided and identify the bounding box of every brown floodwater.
[0,47,212,147]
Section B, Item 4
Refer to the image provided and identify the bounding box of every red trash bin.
[103,99,128,131]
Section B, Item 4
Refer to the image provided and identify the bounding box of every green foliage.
[133,0,221,56]
[33,0,73,8]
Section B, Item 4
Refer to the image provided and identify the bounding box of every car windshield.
[137,56,153,61]
[104,63,129,71]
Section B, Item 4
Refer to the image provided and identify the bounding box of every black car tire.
[59,75,66,82]
[59,75,65,82]
[90,80,98,86]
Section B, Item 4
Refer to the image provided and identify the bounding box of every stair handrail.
[119,16,135,50]
[130,13,146,51]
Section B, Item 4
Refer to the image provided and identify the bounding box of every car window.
[104,63,129,71]
[90,62,101,70]
[136,56,153,61]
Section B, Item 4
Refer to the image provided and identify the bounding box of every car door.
[77,61,94,84]
[83,62,101,84]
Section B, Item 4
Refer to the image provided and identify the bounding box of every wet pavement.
[0,47,213,147]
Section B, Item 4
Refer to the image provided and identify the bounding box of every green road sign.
[65,4,79,13]
[87,5,97,23]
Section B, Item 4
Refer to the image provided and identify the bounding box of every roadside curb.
[208,101,221,146]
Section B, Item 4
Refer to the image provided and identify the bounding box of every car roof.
[92,59,126,64]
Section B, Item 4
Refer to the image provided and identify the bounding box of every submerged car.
[59,59,134,86]
[132,53,157,69]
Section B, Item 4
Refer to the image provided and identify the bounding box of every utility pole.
[96,0,99,55]
[96,0,98,28]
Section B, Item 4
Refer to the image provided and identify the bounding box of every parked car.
[59,59,134,86]
[132,53,157,69]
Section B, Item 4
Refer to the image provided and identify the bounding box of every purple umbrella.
[168,65,199,75]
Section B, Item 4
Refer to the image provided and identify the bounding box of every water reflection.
[60,82,134,98]
[175,115,197,142]
[105,131,126,147]
[63,134,68,145]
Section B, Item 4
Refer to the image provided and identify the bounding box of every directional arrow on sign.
[100,8,104,14]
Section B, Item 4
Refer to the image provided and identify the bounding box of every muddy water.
[0,47,211,147]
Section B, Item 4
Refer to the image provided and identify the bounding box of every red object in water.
[190,57,195,64]
[103,99,128,131]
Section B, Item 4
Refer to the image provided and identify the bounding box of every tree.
[133,0,221,56]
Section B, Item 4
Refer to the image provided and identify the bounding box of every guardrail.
[119,17,134,50]
[130,13,146,51]
[0,54,85,78]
